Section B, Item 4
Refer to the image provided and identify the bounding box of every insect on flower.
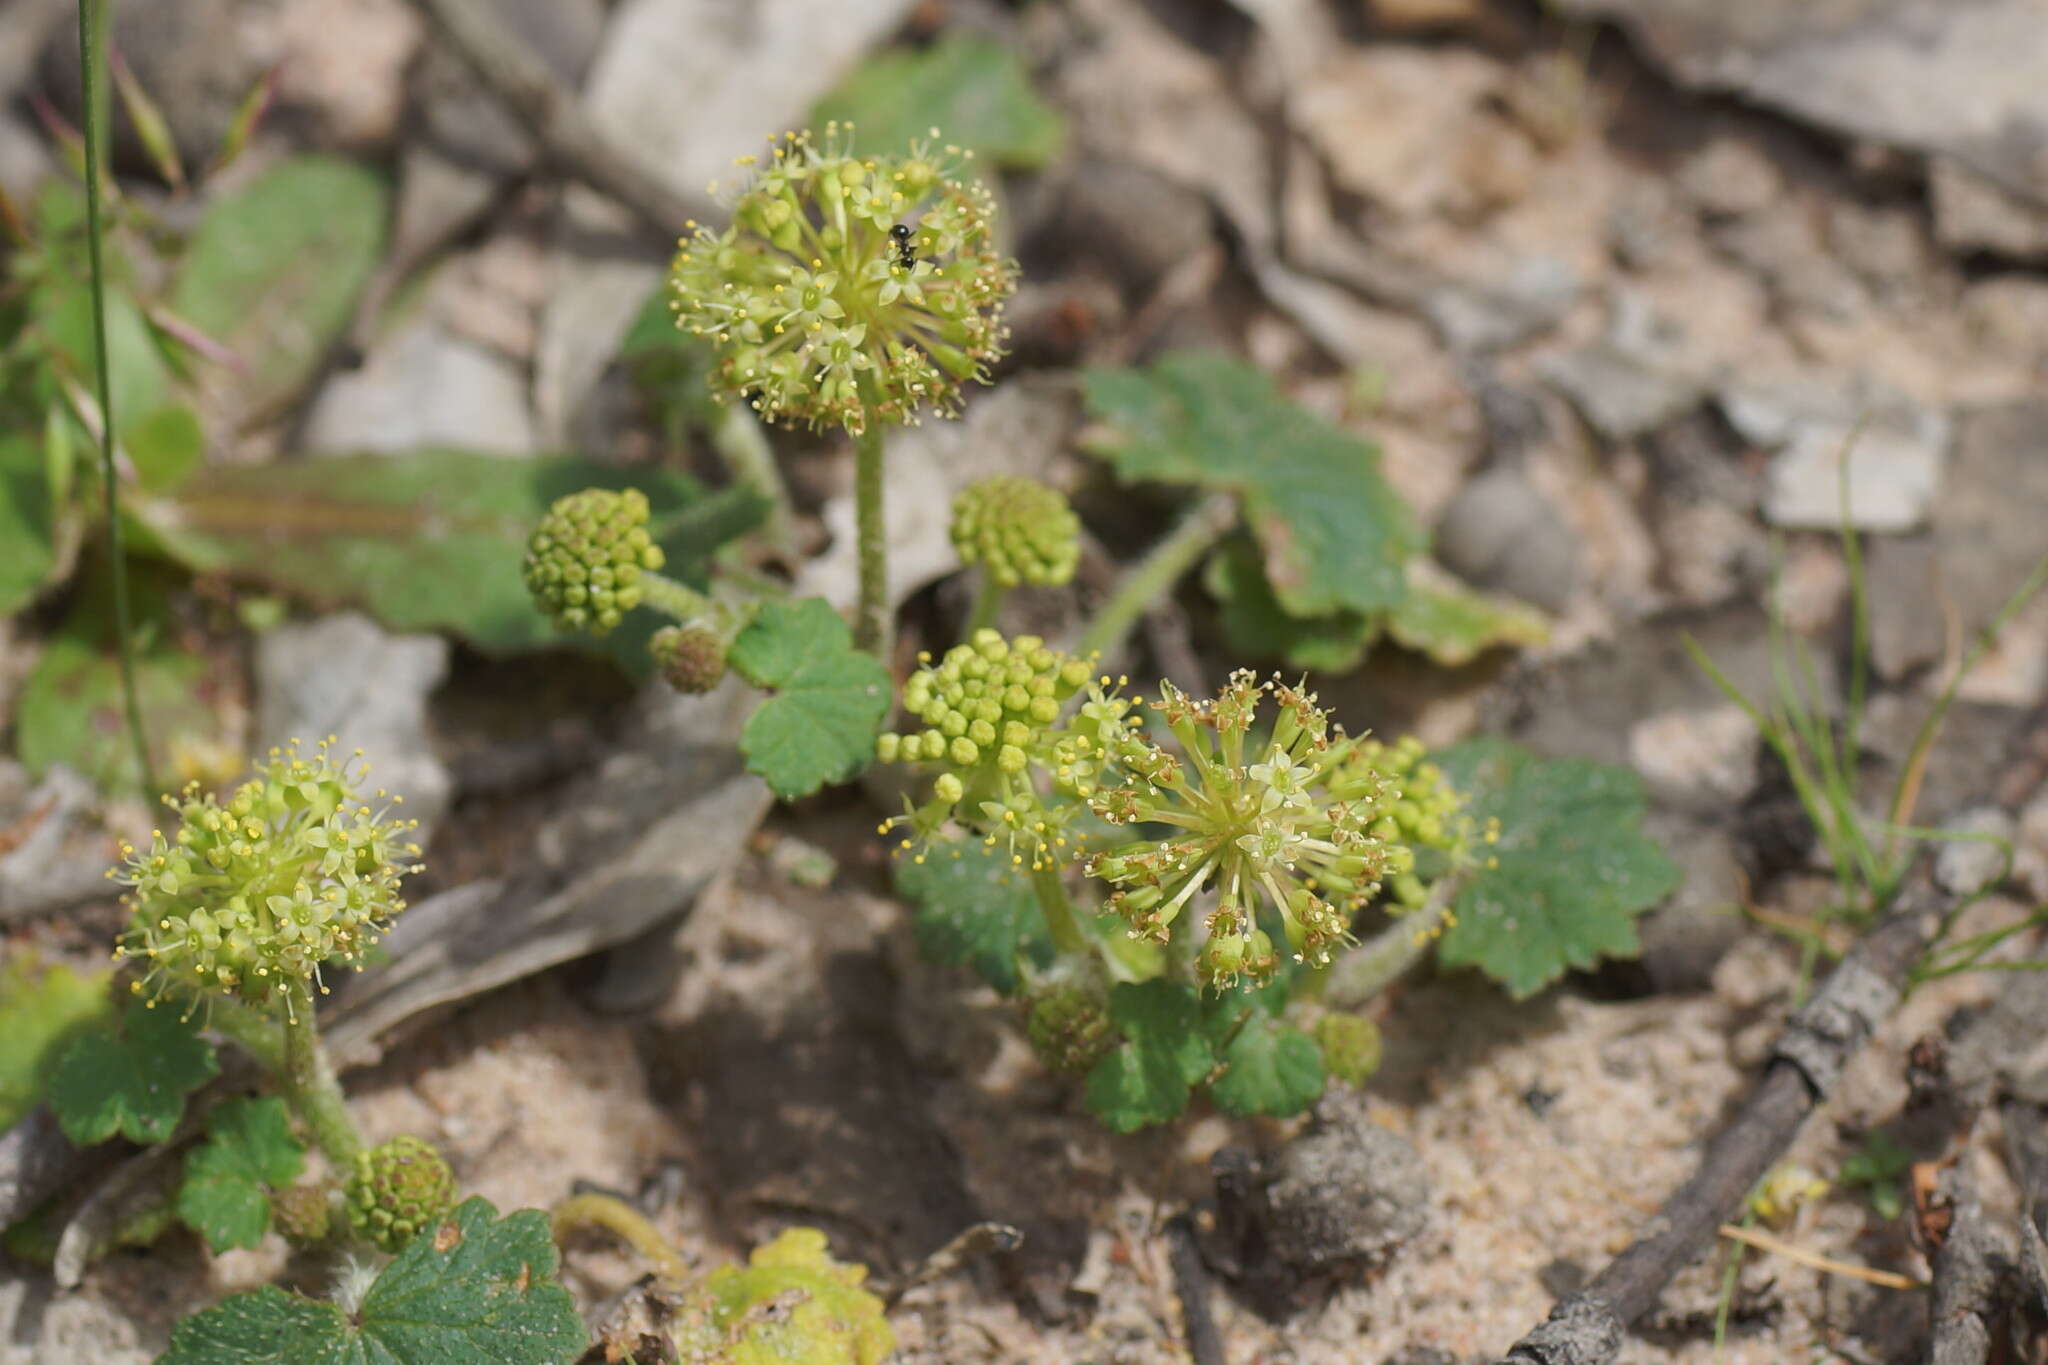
[888,222,919,271]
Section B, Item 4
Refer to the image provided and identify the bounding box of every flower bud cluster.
[112,740,420,1010]
[345,1135,457,1253]
[875,630,1093,865]
[1332,735,1475,909]
[949,476,1080,588]
[1023,981,1117,1075]
[1314,1012,1382,1087]
[522,487,665,636]
[1082,673,1406,990]
[668,124,1017,435]
[651,624,729,695]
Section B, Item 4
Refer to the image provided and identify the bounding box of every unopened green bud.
[523,487,666,636]
[1314,1013,1382,1088]
[651,624,729,694]
[950,476,1081,589]
[270,1183,333,1244]
[345,1136,457,1253]
[1025,985,1117,1075]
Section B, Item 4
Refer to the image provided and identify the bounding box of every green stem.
[1030,861,1088,957]
[964,571,1006,637]
[280,978,361,1168]
[78,0,154,796]
[200,994,287,1075]
[551,1192,691,1284]
[1320,876,1460,1010]
[709,403,797,557]
[1073,492,1236,662]
[638,570,713,623]
[853,425,889,656]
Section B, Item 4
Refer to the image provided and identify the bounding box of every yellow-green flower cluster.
[949,475,1081,588]
[668,124,1017,435]
[1083,674,1404,989]
[522,487,665,636]
[345,1135,457,1253]
[1336,735,1473,908]
[876,629,1093,865]
[112,740,420,1009]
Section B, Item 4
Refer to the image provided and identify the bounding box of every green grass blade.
[78,0,155,794]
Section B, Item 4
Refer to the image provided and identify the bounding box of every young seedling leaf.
[1083,353,1423,618]
[177,1096,305,1252]
[157,1197,587,1365]
[170,156,388,416]
[728,598,890,799]
[1204,1007,1324,1119]
[1433,739,1680,999]
[891,836,1054,995]
[0,956,111,1132]
[1084,979,1214,1132]
[137,452,754,658]
[1384,561,1549,667]
[46,997,218,1146]
[1203,536,1377,672]
[812,34,1066,169]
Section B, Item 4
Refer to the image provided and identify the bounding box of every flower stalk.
[1073,492,1236,662]
[854,424,889,655]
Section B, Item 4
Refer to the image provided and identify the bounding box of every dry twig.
[1491,879,1938,1365]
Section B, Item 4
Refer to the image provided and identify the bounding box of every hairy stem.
[709,404,797,557]
[78,0,154,796]
[638,570,713,623]
[964,571,1006,637]
[1073,493,1236,663]
[1030,861,1088,957]
[1320,877,1459,1010]
[199,994,286,1075]
[853,426,890,655]
[551,1192,691,1284]
[281,978,361,1168]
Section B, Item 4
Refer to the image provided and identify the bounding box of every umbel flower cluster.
[1085,673,1429,988]
[668,124,1018,435]
[111,740,420,1010]
[876,630,1095,865]
[345,1135,458,1254]
[521,487,665,637]
[949,475,1081,588]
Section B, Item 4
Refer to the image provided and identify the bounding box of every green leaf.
[14,571,224,795]
[0,430,58,616]
[1084,980,1213,1132]
[170,156,389,414]
[890,836,1054,995]
[728,598,890,799]
[0,957,111,1132]
[1384,562,1549,667]
[125,403,205,493]
[158,1197,587,1365]
[1083,353,1423,618]
[812,34,1066,169]
[1203,536,1377,672]
[135,451,755,655]
[1433,739,1681,999]
[46,998,219,1146]
[1203,1004,1324,1118]
[178,1097,305,1252]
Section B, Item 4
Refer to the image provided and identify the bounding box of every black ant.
[888,223,920,271]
